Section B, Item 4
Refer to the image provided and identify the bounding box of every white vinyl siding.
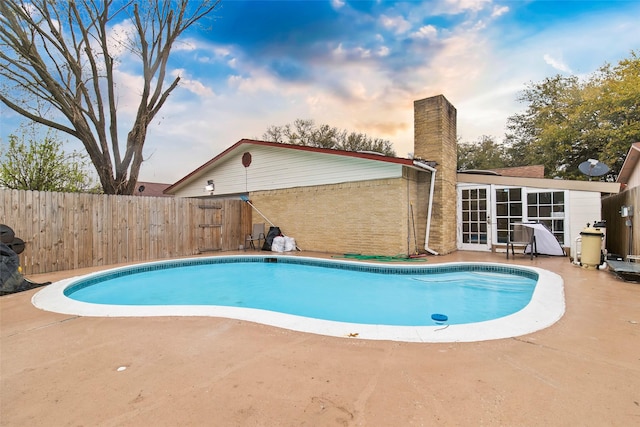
[568,191,602,255]
[173,145,404,198]
[628,163,640,189]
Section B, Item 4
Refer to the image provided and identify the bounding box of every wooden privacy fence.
[1,189,251,275]
[602,186,639,259]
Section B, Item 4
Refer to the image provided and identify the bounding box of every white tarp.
[523,223,565,256]
[271,235,297,252]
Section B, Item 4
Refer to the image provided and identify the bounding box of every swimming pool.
[32,255,565,343]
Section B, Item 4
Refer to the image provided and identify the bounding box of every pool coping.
[31,255,565,343]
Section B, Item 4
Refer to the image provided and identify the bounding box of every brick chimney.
[413,95,458,254]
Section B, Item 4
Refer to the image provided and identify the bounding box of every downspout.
[412,160,439,255]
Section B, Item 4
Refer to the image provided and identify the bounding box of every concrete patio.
[1,251,639,426]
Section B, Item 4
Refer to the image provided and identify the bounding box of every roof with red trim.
[165,139,427,194]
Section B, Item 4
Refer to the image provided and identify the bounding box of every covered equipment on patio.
[508,222,565,259]
[522,222,565,256]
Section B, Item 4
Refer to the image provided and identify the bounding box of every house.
[133,181,173,197]
[456,171,619,257]
[617,142,640,191]
[602,142,640,258]
[166,95,620,257]
[487,165,545,178]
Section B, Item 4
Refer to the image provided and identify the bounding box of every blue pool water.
[65,258,537,326]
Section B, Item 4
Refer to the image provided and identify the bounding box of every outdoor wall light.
[205,179,215,192]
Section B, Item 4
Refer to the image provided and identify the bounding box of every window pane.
[524,189,565,247]
[496,203,508,216]
[510,203,522,216]
[539,192,551,204]
[496,190,508,202]
[509,188,521,201]
[553,192,564,204]
[527,193,537,204]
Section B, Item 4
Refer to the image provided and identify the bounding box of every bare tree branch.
[0,0,221,194]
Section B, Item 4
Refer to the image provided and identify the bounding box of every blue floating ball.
[431,313,448,322]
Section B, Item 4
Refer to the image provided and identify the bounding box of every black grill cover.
[262,226,281,251]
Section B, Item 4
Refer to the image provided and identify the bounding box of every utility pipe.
[239,195,301,251]
[240,195,276,226]
[412,161,439,255]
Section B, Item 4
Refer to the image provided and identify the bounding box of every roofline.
[616,142,640,184]
[457,173,621,193]
[165,139,419,194]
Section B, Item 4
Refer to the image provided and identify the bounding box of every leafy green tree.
[0,130,97,192]
[584,53,640,172]
[457,136,509,171]
[0,0,220,194]
[504,51,640,179]
[262,119,396,156]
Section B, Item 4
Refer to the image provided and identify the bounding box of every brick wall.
[413,95,458,254]
[248,177,415,256]
[405,167,432,254]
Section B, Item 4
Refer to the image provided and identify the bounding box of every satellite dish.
[578,159,609,180]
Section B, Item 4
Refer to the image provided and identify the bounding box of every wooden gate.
[197,203,223,253]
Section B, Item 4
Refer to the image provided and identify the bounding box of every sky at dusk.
[1,0,639,184]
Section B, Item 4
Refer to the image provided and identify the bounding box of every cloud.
[174,40,197,51]
[543,54,573,73]
[377,46,390,57]
[167,69,214,97]
[227,71,279,94]
[112,69,145,114]
[410,25,438,40]
[491,5,509,18]
[106,19,137,58]
[138,0,508,171]
[430,0,493,15]
[379,14,412,34]
[331,43,374,60]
